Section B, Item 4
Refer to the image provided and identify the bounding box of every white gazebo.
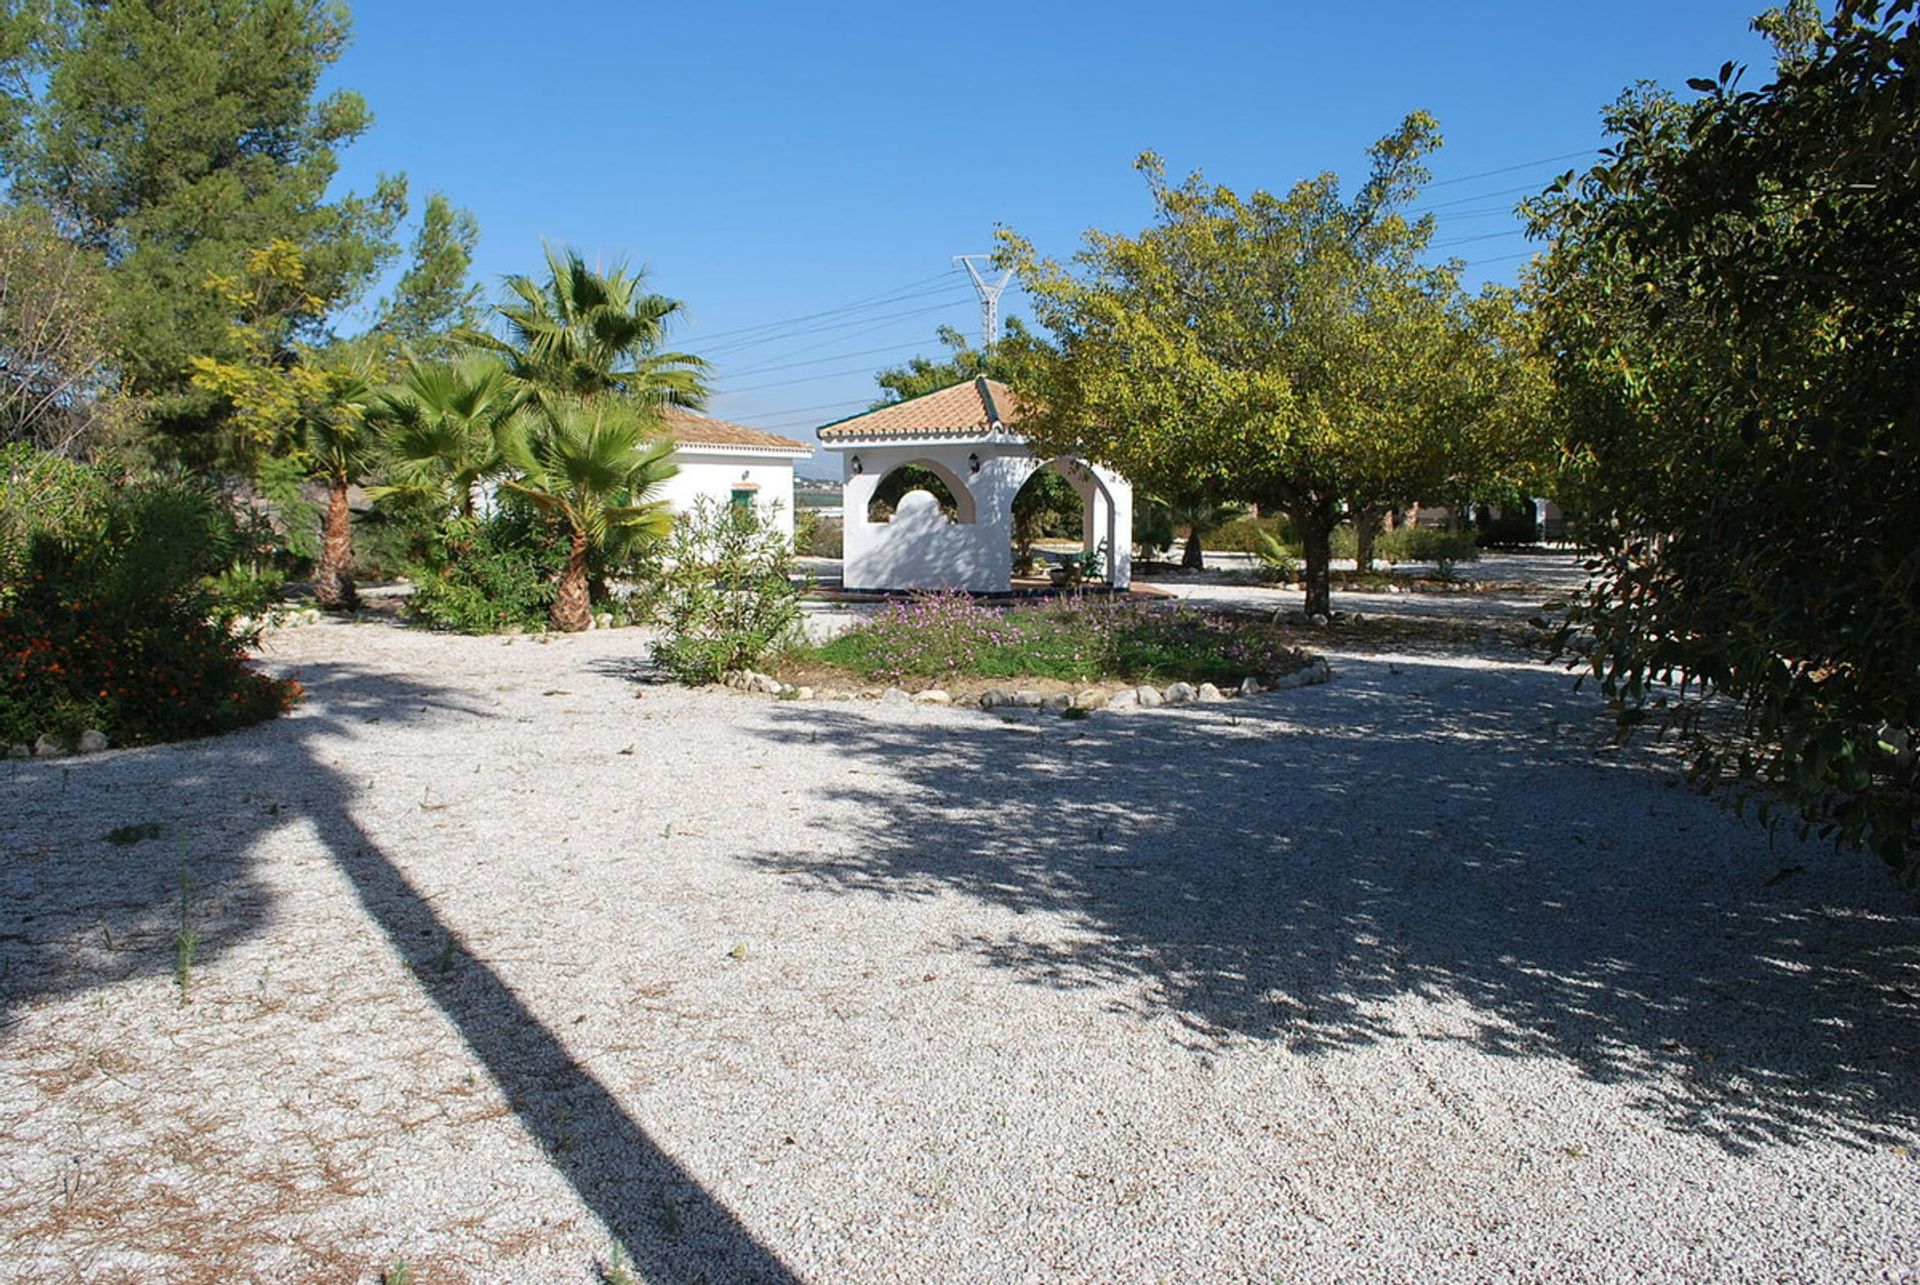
[817,376,1131,593]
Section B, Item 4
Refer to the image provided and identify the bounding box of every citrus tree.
[1528,0,1920,869]
[1000,114,1527,616]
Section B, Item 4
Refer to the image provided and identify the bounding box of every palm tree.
[459,245,709,410]
[1160,494,1246,570]
[369,359,513,518]
[498,397,677,632]
[305,369,379,611]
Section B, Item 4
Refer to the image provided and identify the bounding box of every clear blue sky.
[324,1,1779,470]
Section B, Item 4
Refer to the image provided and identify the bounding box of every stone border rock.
[8,728,112,760]
[718,656,1333,714]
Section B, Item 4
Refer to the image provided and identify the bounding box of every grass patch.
[801,590,1308,687]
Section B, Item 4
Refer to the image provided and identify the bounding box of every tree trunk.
[1181,524,1205,570]
[1352,507,1384,572]
[1298,505,1335,618]
[550,529,592,633]
[314,481,358,612]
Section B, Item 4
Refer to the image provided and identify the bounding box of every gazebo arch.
[863,456,978,525]
[817,376,1132,593]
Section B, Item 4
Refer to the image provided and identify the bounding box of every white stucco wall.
[830,439,1131,593]
[656,447,805,541]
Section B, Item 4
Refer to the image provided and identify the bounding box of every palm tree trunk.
[1181,524,1205,569]
[551,529,592,633]
[314,481,358,611]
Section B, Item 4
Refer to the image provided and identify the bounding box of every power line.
[710,293,973,366]
[699,285,975,357]
[1410,180,1561,214]
[1421,148,1597,190]
[683,271,956,347]
[722,339,948,381]
[714,397,875,425]
[1430,228,1531,249]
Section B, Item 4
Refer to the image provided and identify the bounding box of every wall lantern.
[850,455,863,475]
[968,452,981,475]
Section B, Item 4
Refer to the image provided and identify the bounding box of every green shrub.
[646,498,802,683]
[811,590,1305,686]
[0,444,110,605]
[405,508,563,634]
[1207,515,1298,553]
[795,509,843,558]
[1252,530,1299,582]
[1333,523,1480,573]
[0,476,298,748]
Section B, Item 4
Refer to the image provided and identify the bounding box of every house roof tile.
[655,405,811,453]
[816,376,1029,443]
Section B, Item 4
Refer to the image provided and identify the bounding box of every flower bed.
[793,589,1312,689]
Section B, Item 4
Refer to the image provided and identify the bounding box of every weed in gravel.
[435,935,457,975]
[104,821,162,846]
[383,1261,414,1285]
[173,866,200,1006]
[600,1242,638,1285]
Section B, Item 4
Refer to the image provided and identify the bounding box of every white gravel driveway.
[3,558,1916,1282]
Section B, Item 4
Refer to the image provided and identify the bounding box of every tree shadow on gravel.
[1,659,798,1283]
[748,653,1920,1155]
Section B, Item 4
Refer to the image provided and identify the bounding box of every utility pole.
[953,254,1013,348]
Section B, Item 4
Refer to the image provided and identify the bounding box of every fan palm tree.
[1160,494,1246,569]
[369,359,513,518]
[459,245,710,410]
[304,368,379,611]
[498,397,678,632]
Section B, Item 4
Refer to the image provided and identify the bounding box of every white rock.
[1044,692,1073,710]
[914,689,951,705]
[1012,690,1043,708]
[77,729,109,753]
[1196,683,1224,703]
[1309,613,1330,627]
[1135,685,1164,709]
[1239,676,1264,697]
[882,686,911,703]
[1106,690,1138,711]
[1074,689,1106,710]
[794,686,814,701]
[1163,682,1196,705]
[979,688,1012,709]
[5,743,27,759]
[31,735,64,758]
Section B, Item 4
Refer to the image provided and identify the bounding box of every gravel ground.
[3,554,1917,1282]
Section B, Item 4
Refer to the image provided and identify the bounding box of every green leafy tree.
[1,0,405,464]
[1002,115,1523,616]
[460,245,707,411]
[1528,0,1920,870]
[497,396,677,633]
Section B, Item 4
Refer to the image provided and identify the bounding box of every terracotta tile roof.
[654,405,811,453]
[817,376,1030,443]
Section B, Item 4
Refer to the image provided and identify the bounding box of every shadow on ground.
[749,651,1920,1155]
[1,661,798,1283]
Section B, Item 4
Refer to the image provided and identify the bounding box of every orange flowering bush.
[0,479,299,748]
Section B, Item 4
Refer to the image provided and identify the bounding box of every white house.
[651,405,813,541]
[817,376,1132,593]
